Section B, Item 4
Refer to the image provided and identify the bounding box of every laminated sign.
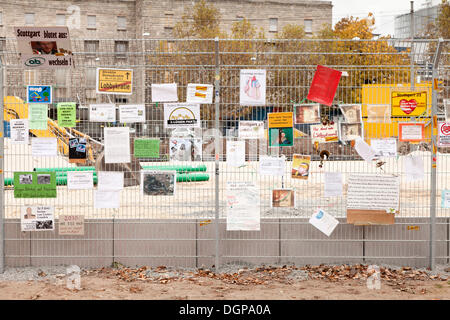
[391,91,427,117]
[164,103,201,129]
[438,122,450,147]
[307,65,342,106]
[15,26,73,69]
[96,68,133,95]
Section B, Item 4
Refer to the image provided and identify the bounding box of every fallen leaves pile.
[86,263,448,294]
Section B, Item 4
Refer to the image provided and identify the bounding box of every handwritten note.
[58,215,84,235]
[226,182,260,231]
[324,172,343,197]
[259,155,285,176]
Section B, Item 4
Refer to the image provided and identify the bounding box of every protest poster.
[398,122,424,142]
[32,137,57,157]
[226,182,260,231]
[366,104,391,123]
[445,99,450,123]
[89,104,116,122]
[307,65,342,106]
[240,69,266,106]
[268,112,293,128]
[438,122,450,147]
[27,85,52,104]
[96,68,133,95]
[309,209,339,237]
[324,172,343,197]
[441,190,450,208]
[68,138,87,164]
[186,84,213,104]
[152,83,178,102]
[259,155,285,176]
[141,170,176,196]
[339,122,363,141]
[294,104,321,124]
[57,102,76,127]
[15,27,73,68]
[339,104,362,123]
[391,91,427,117]
[164,103,201,129]
[292,154,311,180]
[226,141,246,167]
[67,171,93,190]
[271,189,295,208]
[238,121,265,139]
[104,127,131,163]
[134,139,160,158]
[347,174,399,225]
[169,138,202,161]
[269,128,294,147]
[371,138,397,158]
[58,215,84,235]
[310,123,338,144]
[21,206,54,231]
[119,104,145,123]
[10,119,29,144]
[14,171,57,198]
[28,103,48,130]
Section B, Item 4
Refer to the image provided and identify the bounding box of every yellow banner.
[391,91,427,117]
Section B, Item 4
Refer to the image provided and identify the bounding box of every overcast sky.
[331,0,440,36]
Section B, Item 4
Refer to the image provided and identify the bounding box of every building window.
[25,13,35,25]
[56,14,65,26]
[117,16,127,30]
[115,97,128,104]
[86,68,96,86]
[115,41,128,58]
[87,15,96,29]
[24,70,36,85]
[55,69,66,86]
[0,12,3,26]
[304,19,312,33]
[0,37,5,53]
[84,40,99,57]
[164,12,174,29]
[269,18,278,32]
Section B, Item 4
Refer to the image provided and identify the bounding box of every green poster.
[28,103,48,130]
[14,171,57,198]
[134,139,160,158]
[269,127,294,147]
[57,102,76,127]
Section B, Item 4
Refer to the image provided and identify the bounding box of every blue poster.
[27,85,52,104]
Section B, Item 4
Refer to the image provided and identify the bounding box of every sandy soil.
[0,273,449,300]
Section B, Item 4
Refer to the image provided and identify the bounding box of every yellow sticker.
[407,226,420,231]
[200,220,212,226]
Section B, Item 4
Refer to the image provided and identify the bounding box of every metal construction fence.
[0,38,449,272]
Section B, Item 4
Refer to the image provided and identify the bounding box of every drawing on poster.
[271,189,295,208]
[292,154,311,180]
[294,104,321,124]
[164,103,201,129]
[226,182,260,231]
[141,170,176,196]
[240,69,266,105]
[27,86,52,104]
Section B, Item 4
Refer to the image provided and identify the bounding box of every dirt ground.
[0,267,449,300]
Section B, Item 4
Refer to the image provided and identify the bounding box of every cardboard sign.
[347,174,399,225]
[96,68,133,95]
[58,215,84,235]
[307,65,342,106]
[15,26,73,69]
[438,122,450,147]
[268,112,293,128]
[27,85,52,104]
[398,122,425,142]
[391,91,427,117]
[14,171,57,198]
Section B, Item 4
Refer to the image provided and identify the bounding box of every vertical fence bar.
[214,37,220,271]
[0,57,4,273]
[430,39,444,271]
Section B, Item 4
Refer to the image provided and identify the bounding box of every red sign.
[438,122,450,147]
[307,65,342,106]
[399,99,417,115]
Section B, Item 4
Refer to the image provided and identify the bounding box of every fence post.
[213,37,220,271]
[0,57,4,273]
[430,39,444,271]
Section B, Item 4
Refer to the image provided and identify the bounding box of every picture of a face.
[272,189,295,207]
[24,207,36,219]
[31,41,58,55]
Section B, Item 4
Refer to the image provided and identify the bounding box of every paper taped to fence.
[119,104,145,123]
[152,83,178,102]
[69,138,87,164]
[240,69,266,106]
[438,122,450,147]
[309,209,339,237]
[186,84,213,104]
[27,85,52,104]
[89,104,116,122]
[398,122,425,142]
[403,156,424,182]
[371,138,397,158]
[324,172,343,197]
[226,141,246,167]
[141,170,176,196]
[57,102,76,127]
[96,68,133,95]
[441,190,450,208]
[134,139,160,158]
[347,174,399,225]
[32,137,57,157]
[67,171,93,190]
[94,190,120,209]
[15,26,73,69]
[14,171,57,198]
[259,155,285,176]
[226,182,260,231]
[239,121,265,139]
[164,103,201,129]
[21,206,54,231]
[354,138,376,162]
[104,127,131,163]
[310,123,338,144]
[97,172,124,191]
[10,119,29,144]
[28,103,48,130]
[58,215,84,235]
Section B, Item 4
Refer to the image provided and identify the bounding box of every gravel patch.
[0,266,68,282]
